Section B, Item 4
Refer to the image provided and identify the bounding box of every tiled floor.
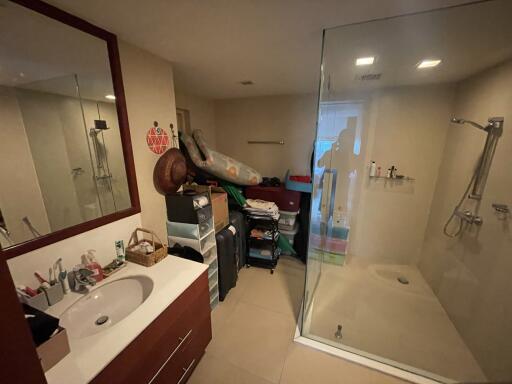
[304,260,486,383]
[188,256,408,384]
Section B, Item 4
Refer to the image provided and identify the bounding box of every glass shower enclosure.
[301,1,512,383]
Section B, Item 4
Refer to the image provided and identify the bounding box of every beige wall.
[175,91,217,149]
[119,41,177,242]
[214,94,317,179]
[0,87,50,246]
[8,41,177,287]
[17,90,84,232]
[349,85,455,264]
[212,87,454,266]
[419,61,512,381]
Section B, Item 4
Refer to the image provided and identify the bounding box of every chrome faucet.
[72,268,96,292]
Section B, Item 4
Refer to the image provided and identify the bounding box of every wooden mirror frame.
[1,0,141,259]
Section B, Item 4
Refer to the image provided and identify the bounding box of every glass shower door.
[301,1,512,383]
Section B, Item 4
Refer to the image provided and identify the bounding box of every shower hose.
[442,159,480,238]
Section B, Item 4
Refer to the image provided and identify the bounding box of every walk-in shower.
[443,116,504,237]
[299,1,512,383]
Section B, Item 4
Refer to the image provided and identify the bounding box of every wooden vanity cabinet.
[90,271,211,384]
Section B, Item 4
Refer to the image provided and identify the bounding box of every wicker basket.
[125,228,167,267]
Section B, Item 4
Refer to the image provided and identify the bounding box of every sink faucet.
[72,268,96,292]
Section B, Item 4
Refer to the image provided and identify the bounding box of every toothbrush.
[34,271,50,289]
[56,258,70,294]
[34,271,48,285]
[49,267,56,286]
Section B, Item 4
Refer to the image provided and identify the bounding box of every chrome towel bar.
[247,140,284,145]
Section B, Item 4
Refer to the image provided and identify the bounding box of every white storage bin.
[168,229,216,253]
[210,292,219,309]
[167,218,213,240]
[280,223,299,254]
[278,210,299,231]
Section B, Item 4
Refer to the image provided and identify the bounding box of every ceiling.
[322,0,512,94]
[43,0,479,99]
[0,1,114,101]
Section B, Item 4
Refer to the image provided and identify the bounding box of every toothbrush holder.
[22,291,49,311]
[42,282,64,306]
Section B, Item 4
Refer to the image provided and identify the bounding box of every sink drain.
[397,276,409,285]
[95,315,109,325]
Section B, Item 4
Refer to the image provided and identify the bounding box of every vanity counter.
[44,256,208,384]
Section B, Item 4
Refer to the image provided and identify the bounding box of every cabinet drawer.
[151,315,211,384]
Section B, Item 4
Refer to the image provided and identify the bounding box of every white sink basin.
[60,275,153,339]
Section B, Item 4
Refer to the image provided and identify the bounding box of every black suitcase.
[229,210,247,270]
[215,227,237,301]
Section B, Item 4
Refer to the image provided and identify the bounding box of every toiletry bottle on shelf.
[83,250,104,282]
[386,168,391,178]
[376,166,382,177]
[115,240,125,263]
[369,161,376,177]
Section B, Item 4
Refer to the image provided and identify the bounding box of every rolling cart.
[246,215,279,274]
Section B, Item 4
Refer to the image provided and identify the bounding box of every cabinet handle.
[148,329,193,384]
[177,359,196,384]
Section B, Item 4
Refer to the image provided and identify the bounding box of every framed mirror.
[0,0,140,258]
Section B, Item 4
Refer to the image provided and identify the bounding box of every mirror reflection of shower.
[443,116,504,237]
[89,103,117,212]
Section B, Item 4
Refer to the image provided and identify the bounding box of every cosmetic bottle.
[369,161,376,177]
[115,240,126,263]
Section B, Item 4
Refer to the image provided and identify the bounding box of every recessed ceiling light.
[417,59,441,69]
[356,56,375,66]
[105,94,116,100]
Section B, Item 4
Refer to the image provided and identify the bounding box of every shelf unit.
[246,215,279,274]
[165,191,219,309]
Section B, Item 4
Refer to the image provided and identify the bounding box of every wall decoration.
[146,121,170,154]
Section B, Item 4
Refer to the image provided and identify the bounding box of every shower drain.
[95,315,109,325]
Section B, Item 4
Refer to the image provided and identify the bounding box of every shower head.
[94,120,109,130]
[450,117,486,131]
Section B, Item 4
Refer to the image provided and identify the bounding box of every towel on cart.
[244,199,280,220]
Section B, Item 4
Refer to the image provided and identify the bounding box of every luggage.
[215,227,237,301]
[229,210,247,270]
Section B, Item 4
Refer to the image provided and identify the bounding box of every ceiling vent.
[357,73,382,81]
[239,80,254,85]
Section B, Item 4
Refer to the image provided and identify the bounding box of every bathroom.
[1,1,512,384]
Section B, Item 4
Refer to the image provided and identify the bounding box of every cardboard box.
[37,327,70,372]
[210,190,229,232]
[183,185,229,233]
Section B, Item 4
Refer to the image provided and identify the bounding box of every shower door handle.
[324,168,338,224]
[321,168,338,241]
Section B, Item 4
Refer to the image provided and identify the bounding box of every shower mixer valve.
[455,210,483,226]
